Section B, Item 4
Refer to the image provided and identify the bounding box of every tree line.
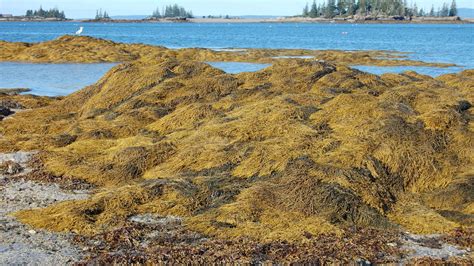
[151,4,193,18]
[301,0,458,18]
[25,6,66,19]
[95,9,111,20]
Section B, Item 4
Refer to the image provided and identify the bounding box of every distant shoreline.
[1,16,473,24]
[189,17,474,24]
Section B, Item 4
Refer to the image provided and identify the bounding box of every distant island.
[150,4,194,19]
[80,4,193,22]
[0,6,68,21]
[292,0,464,22]
[299,0,458,18]
[0,1,472,23]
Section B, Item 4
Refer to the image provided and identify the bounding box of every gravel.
[401,233,470,260]
[0,152,90,265]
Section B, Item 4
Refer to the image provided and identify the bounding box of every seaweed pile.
[0,35,455,67]
[0,89,56,121]
[0,36,472,262]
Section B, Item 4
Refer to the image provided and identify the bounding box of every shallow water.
[207,62,271,74]
[352,65,466,77]
[0,62,116,96]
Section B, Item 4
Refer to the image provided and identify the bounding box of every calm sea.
[0,22,473,95]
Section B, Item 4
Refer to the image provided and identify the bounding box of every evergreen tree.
[322,2,328,16]
[325,0,337,17]
[429,5,435,16]
[310,1,319,17]
[161,4,193,18]
[403,0,409,15]
[413,3,418,16]
[358,0,366,15]
[347,0,356,15]
[152,7,161,18]
[303,3,310,17]
[179,7,186,16]
[95,9,110,20]
[26,6,66,19]
[419,8,424,16]
[297,0,457,19]
[440,3,449,16]
[397,0,405,15]
[38,6,45,17]
[172,4,180,16]
[448,0,457,16]
[336,0,345,15]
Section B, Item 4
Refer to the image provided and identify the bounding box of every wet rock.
[129,214,182,226]
[0,161,23,175]
[0,178,89,265]
[401,233,469,260]
[52,134,77,147]
[0,151,35,166]
[0,107,13,117]
[0,152,90,264]
[456,100,471,112]
[0,100,24,110]
[324,87,352,94]
[0,88,31,96]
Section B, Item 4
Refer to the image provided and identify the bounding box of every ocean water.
[0,62,116,96]
[0,22,473,95]
[1,22,473,68]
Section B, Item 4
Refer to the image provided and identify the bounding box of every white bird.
[75,27,84,35]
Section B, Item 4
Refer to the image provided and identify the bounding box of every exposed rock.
[0,161,23,175]
[0,151,90,264]
[129,214,182,226]
[0,88,31,96]
[52,134,77,147]
[401,233,470,260]
[0,107,13,117]
[0,152,34,166]
[456,100,472,112]
[0,99,24,109]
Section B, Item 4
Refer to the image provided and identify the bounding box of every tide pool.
[0,62,116,96]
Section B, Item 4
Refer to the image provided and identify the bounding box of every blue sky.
[1,0,473,18]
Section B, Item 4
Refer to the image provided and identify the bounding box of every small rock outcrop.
[0,160,23,175]
[0,107,14,121]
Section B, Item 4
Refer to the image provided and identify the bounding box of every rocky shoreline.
[0,36,472,264]
[0,151,89,264]
[0,151,471,264]
[1,16,472,24]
